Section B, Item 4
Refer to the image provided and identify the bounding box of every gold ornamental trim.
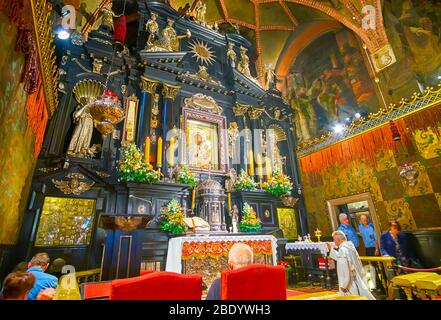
[248,108,265,120]
[162,83,181,100]
[140,76,160,94]
[233,103,250,117]
[297,83,441,157]
[29,0,59,117]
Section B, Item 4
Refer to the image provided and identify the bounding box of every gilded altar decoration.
[184,93,223,114]
[314,228,322,242]
[193,1,207,25]
[114,216,143,232]
[89,91,125,137]
[280,196,298,208]
[234,169,257,191]
[118,144,161,183]
[122,95,139,145]
[162,83,181,100]
[238,46,251,77]
[226,42,237,68]
[248,108,264,120]
[277,208,298,240]
[140,76,160,94]
[29,0,59,117]
[92,58,104,74]
[95,171,110,178]
[264,169,293,197]
[233,103,249,117]
[188,39,216,65]
[240,203,262,233]
[97,1,115,30]
[264,63,276,90]
[52,173,95,195]
[144,15,191,52]
[35,197,95,247]
[160,199,187,235]
[176,165,198,189]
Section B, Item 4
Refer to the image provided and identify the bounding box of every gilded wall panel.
[414,128,441,160]
[383,198,416,231]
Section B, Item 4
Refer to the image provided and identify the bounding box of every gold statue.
[67,104,95,157]
[227,42,237,68]
[196,65,210,80]
[52,175,95,196]
[99,2,115,30]
[194,1,207,25]
[238,46,252,78]
[145,12,159,50]
[160,18,191,51]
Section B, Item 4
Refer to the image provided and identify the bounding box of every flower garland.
[160,199,187,235]
[263,169,293,197]
[234,169,257,191]
[118,144,161,183]
[176,165,198,189]
[239,202,262,233]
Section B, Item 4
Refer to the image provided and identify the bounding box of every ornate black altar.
[15,1,307,277]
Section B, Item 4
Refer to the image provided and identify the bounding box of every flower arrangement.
[160,199,187,235]
[263,169,293,197]
[239,202,262,233]
[277,260,293,273]
[234,169,257,191]
[176,165,198,189]
[118,144,162,183]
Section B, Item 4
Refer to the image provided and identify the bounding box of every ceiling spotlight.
[57,29,70,40]
[333,124,345,134]
[437,75,441,80]
[354,113,361,119]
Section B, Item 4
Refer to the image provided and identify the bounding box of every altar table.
[166,234,278,289]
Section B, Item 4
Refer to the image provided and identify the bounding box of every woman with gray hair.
[326,231,376,300]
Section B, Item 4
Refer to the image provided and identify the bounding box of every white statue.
[67,104,95,157]
[231,204,239,233]
[225,168,237,193]
[227,42,237,68]
[265,63,277,90]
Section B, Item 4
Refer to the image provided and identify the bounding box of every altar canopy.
[166,235,278,288]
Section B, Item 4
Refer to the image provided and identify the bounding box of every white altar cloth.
[285,242,329,256]
[166,234,278,273]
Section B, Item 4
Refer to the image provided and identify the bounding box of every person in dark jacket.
[380,220,414,266]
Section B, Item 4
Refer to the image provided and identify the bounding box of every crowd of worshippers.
[0,253,64,300]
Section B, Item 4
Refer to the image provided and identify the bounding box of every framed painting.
[181,106,228,174]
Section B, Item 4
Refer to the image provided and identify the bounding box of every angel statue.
[225,168,238,193]
[238,46,252,78]
[160,18,191,51]
[226,42,237,68]
[67,104,95,158]
[145,12,159,50]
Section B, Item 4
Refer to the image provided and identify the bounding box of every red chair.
[221,264,287,300]
[109,271,202,300]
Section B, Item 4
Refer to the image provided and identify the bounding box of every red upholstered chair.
[109,271,203,300]
[221,264,287,300]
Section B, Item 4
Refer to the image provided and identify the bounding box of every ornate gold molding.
[140,76,160,94]
[184,93,223,114]
[233,103,249,117]
[30,0,59,117]
[52,173,95,195]
[248,108,265,120]
[162,83,181,100]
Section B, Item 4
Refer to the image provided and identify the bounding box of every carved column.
[139,76,160,158]
[248,107,264,181]
[161,83,181,175]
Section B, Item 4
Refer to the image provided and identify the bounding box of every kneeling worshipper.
[326,231,376,300]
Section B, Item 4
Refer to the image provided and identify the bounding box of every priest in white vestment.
[326,230,376,300]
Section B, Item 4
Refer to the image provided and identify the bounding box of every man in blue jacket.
[337,213,359,251]
[26,253,58,300]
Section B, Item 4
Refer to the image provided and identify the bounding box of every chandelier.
[400,163,419,186]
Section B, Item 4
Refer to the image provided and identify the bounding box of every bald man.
[206,243,254,300]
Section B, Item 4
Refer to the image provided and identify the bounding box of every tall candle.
[144,137,150,164]
[169,137,175,167]
[157,137,163,167]
[228,192,232,211]
[265,156,272,181]
[257,154,263,180]
[248,149,255,176]
[191,189,196,209]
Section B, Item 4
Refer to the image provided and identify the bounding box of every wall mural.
[301,125,441,236]
[287,29,380,142]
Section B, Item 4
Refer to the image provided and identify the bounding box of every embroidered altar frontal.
[166,235,278,290]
